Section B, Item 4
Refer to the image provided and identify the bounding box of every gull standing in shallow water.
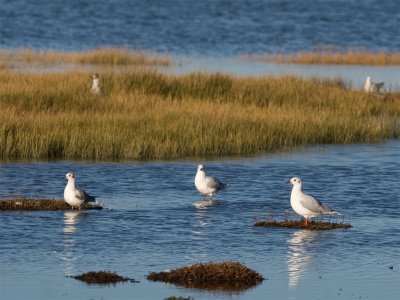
[194,164,229,203]
[91,73,101,94]
[364,76,384,93]
[64,172,97,210]
[288,177,339,226]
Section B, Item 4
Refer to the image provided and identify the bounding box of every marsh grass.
[0,48,171,66]
[244,50,400,65]
[0,71,399,160]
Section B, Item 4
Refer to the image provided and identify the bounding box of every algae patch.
[147,261,264,291]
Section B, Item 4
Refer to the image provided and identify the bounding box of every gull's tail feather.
[87,195,98,203]
[324,208,341,216]
[221,183,231,190]
[374,82,384,92]
[322,204,340,216]
[327,210,341,216]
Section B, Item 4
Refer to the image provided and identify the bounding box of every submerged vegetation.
[147,261,264,291]
[244,49,400,65]
[0,198,103,210]
[0,70,399,160]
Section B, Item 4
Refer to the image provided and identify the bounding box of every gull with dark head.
[64,172,97,210]
[91,73,101,94]
[287,177,339,226]
[364,76,384,93]
[194,164,229,203]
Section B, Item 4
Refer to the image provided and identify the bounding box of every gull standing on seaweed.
[91,73,101,94]
[364,76,384,93]
[64,172,97,210]
[287,177,339,226]
[194,164,229,203]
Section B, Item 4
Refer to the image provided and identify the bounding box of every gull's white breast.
[64,184,84,207]
[195,175,212,195]
[290,189,317,218]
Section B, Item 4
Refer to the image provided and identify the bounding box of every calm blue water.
[0,141,399,300]
[1,0,399,56]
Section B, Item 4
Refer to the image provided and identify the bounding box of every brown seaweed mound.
[147,261,264,291]
[164,297,193,300]
[0,198,102,211]
[71,271,129,284]
[254,219,352,230]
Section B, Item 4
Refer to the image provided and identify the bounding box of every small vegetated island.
[254,219,352,230]
[71,271,135,284]
[0,198,102,211]
[147,261,264,292]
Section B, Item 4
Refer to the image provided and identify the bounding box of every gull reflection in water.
[185,209,211,263]
[287,230,321,288]
[62,211,85,276]
[191,208,210,241]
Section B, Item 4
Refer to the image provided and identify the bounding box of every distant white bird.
[364,76,384,93]
[194,164,229,203]
[64,172,97,210]
[287,177,339,226]
[91,73,101,94]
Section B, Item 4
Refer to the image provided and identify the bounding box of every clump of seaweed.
[0,198,102,211]
[71,271,133,284]
[164,297,194,300]
[254,219,352,230]
[147,261,264,292]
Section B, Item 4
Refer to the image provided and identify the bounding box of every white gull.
[64,172,97,210]
[194,164,229,203]
[288,177,339,226]
[364,76,384,93]
[91,73,101,94]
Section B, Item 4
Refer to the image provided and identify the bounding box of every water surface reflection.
[62,211,85,276]
[287,230,321,288]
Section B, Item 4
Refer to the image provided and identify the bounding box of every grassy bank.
[0,48,171,68]
[0,71,399,160]
[244,50,400,65]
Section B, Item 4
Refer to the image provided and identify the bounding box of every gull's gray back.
[299,193,326,214]
[206,176,226,191]
[75,188,95,203]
